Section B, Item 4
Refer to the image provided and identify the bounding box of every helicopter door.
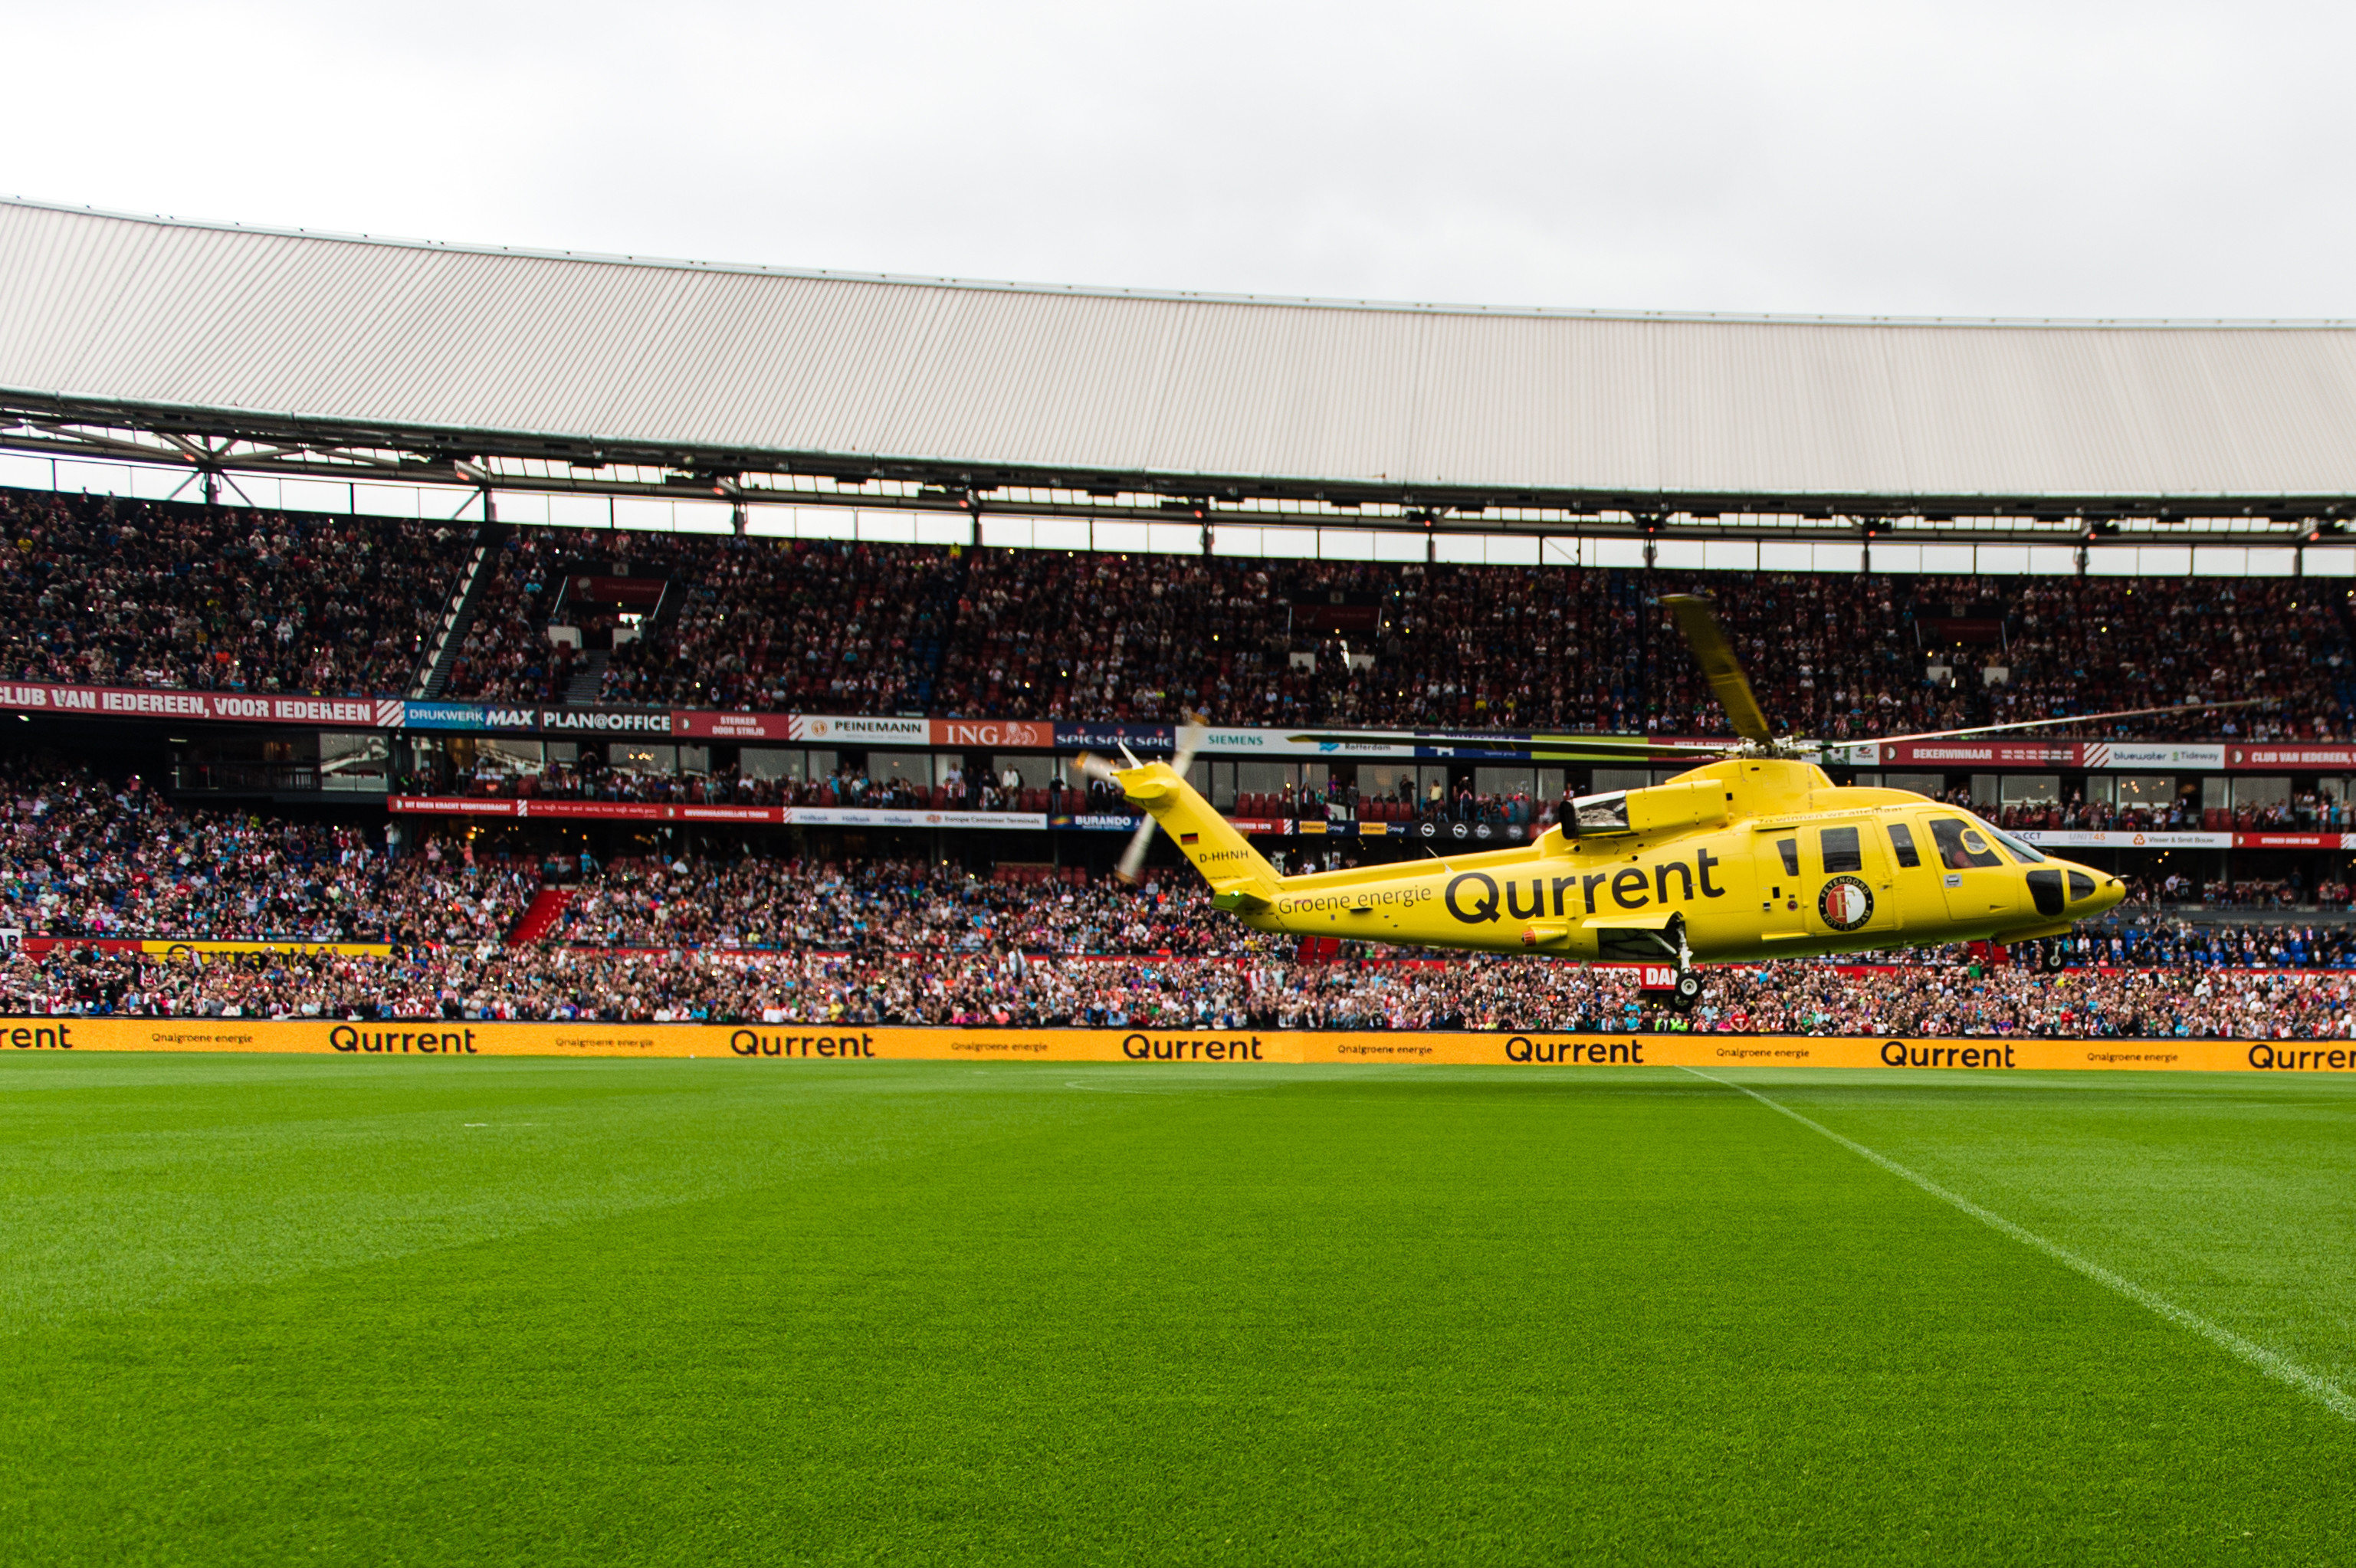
[1754,832,1806,940]
[1925,815,2016,924]
[1806,822,1898,939]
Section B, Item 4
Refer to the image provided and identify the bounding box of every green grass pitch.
[3,1056,2353,1564]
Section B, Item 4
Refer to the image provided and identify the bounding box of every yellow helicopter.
[1090,594,2255,1010]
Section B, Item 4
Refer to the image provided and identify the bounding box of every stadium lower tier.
[8,947,2356,1039]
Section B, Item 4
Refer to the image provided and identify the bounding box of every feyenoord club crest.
[1818,875,1874,932]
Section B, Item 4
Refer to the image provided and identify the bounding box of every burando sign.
[3,1020,2349,1073]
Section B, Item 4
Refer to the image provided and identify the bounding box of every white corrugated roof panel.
[6,198,2356,500]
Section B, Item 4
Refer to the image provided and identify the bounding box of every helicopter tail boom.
[1112,761,1284,913]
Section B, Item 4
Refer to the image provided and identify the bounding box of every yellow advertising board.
[2,1018,2351,1074]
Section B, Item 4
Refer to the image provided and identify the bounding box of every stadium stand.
[6,758,2354,953]
[0,489,471,696]
[9,941,2356,1038]
[7,485,2354,742]
[425,523,2355,740]
[0,756,535,943]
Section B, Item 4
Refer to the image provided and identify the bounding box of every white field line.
[1679,1065,2356,1424]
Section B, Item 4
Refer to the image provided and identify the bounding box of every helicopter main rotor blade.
[1659,593,1775,745]
[1864,697,2266,750]
[1282,731,1725,760]
[1114,812,1157,883]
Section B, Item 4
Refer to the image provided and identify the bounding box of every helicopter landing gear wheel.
[1665,916,1701,1012]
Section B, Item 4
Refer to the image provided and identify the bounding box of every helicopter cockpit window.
[1928,817,2003,869]
[1982,822,2049,864]
[1775,838,1800,877]
[1886,822,1922,868]
[1820,826,1862,874]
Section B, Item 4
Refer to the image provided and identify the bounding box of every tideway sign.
[3,1019,2347,1072]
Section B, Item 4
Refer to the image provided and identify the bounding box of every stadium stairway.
[412,523,507,698]
[504,886,572,946]
[563,649,610,704]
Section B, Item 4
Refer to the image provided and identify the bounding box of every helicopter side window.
[1928,817,2002,869]
[1886,822,1921,868]
[1775,837,1799,877]
[1820,825,1862,874]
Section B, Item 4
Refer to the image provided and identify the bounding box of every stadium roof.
[5,196,2356,536]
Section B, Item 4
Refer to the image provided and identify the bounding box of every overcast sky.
[3,2,2348,320]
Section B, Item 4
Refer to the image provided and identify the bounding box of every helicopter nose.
[2030,861,2120,920]
[2068,861,2124,916]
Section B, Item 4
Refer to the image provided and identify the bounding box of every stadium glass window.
[1886,822,1921,868]
[1928,817,2003,869]
[1775,838,1800,877]
[2233,776,2291,811]
[995,754,1055,789]
[739,747,803,782]
[868,750,929,789]
[1475,766,1534,799]
[1884,772,1945,798]
[320,733,390,792]
[1235,761,1294,799]
[1820,826,1863,874]
[612,743,677,776]
[2000,774,2059,804]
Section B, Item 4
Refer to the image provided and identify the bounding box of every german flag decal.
[1180,832,1199,845]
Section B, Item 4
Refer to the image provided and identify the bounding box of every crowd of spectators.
[0,488,468,696]
[445,531,964,713]
[11,490,2356,746]
[0,756,535,945]
[553,858,1258,953]
[12,942,2356,1040]
[1993,787,2356,835]
[468,536,2356,742]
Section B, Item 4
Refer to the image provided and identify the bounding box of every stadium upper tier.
[10,198,2356,523]
[8,487,2347,740]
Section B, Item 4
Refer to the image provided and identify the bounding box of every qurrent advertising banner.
[0,681,386,727]
[8,1019,2352,1074]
